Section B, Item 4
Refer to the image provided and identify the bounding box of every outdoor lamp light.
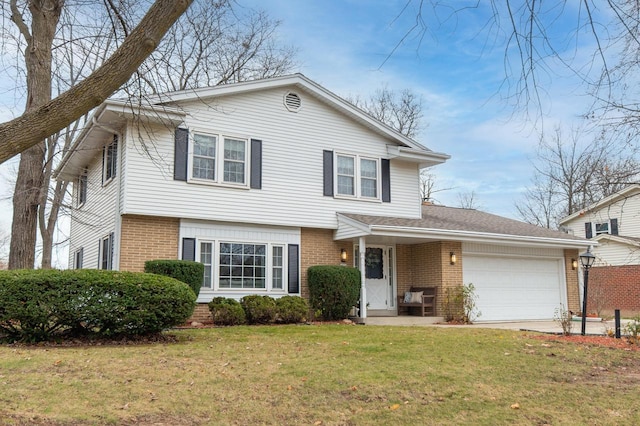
[571,259,578,270]
[341,248,347,263]
[450,252,456,265]
[579,247,596,336]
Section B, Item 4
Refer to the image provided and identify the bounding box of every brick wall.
[564,249,580,313]
[587,265,640,317]
[119,214,180,272]
[300,228,352,299]
[395,241,463,316]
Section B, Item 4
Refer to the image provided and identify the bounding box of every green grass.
[1,325,639,425]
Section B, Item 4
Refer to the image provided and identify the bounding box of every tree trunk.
[8,0,62,269]
[0,0,193,165]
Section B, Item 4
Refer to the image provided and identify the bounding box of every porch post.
[359,237,367,319]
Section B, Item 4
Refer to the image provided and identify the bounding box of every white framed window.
[102,135,118,185]
[190,132,248,186]
[77,168,88,206]
[98,233,113,270]
[197,240,287,292]
[73,247,84,269]
[200,242,213,289]
[272,245,285,290]
[335,153,380,200]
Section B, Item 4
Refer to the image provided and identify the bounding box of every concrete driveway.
[363,316,631,335]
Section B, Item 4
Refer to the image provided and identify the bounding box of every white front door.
[363,246,389,310]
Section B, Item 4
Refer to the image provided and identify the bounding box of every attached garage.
[463,244,566,321]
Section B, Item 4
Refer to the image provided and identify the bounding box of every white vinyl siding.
[68,136,120,270]
[121,87,423,229]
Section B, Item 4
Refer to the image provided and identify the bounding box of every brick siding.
[587,265,640,317]
[300,228,352,299]
[119,214,179,272]
[564,249,580,313]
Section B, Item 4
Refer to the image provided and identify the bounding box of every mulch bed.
[529,334,640,351]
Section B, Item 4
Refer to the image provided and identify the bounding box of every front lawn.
[1,325,638,425]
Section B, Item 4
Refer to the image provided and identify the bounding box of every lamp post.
[579,247,596,336]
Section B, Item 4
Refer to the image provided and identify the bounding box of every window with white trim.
[595,222,609,235]
[197,240,287,292]
[102,136,118,184]
[77,168,88,206]
[73,247,83,269]
[99,233,113,270]
[190,132,248,185]
[335,153,380,200]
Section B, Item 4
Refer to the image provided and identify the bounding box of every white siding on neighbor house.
[562,191,640,266]
[120,87,423,229]
[591,239,640,266]
[179,220,300,303]
[562,191,640,239]
[68,137,120,269]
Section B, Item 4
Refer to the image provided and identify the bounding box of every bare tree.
[457,190,481,210]
[419,167,454,203]
[350,86,424,139]
[516,126,640,228]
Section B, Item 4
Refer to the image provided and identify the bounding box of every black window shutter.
[182,238,196,261]
[174,127,189,181]
[585,222,592,239]
[288,244,300,294]
[611,218,619,235]
[250,139,262,189]
[323,150,333,196]
[381,159,391,202]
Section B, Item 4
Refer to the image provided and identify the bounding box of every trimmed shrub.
[275,295,308,324]
[208,297,246,326]
[0,269,196,342]
[241,295,277,324]
[144,259,204,298]
[308,265,360,320]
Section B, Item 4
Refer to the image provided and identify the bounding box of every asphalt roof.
[341,204,588,242]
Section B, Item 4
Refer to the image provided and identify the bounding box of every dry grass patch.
[0,325,639,425]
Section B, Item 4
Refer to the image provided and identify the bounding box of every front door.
[364,247,389,310]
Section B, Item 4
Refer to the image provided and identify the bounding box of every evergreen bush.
[144,259,204,298]
[275,295,308,323]
[307,265,360,320]
[240,295,277,324]
[0,269,196,342]
[208,297,246,326]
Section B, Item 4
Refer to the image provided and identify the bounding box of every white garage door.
[463,255,565,321]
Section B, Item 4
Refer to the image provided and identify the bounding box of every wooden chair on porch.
[397,286,437,316]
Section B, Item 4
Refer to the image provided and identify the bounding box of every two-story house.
[55,74,590,322]
[560,184,640,316]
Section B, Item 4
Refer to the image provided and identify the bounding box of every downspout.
[359,236,367,319]
[92,117,123,271]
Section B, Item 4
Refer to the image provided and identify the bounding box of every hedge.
[0,269,196,342]
[307,265,360,320]
[144,259,204,298]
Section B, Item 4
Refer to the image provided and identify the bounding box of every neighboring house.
[560,184,640,316]
[55,74,590,322]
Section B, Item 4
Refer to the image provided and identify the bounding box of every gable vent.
[284,92,301,112]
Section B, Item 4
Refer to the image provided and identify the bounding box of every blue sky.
[0,1,607,263]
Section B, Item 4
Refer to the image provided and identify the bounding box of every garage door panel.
[463,255,564,321]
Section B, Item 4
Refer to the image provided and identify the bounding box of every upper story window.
[102,135,118,185]
[585,218,618,239]
[77,168,88,206]
[335,153,380,200]
[190,132,248,186]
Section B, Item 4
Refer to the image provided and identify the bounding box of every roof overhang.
[593,234,640,247]
[387,145,450,168]
[336,213,594,249]
[54,100,186,181]
[559,184,640,224]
